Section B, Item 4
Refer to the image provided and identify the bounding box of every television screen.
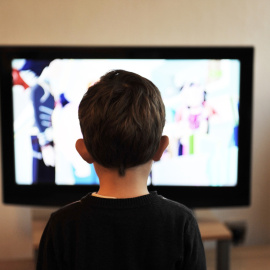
[0,46,253,207]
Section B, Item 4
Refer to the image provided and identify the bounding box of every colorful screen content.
[12,58,240,187]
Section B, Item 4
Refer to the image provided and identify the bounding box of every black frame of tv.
[0,45,253,208]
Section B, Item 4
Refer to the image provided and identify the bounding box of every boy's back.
[36,70,206,270]
[37,192,205,270]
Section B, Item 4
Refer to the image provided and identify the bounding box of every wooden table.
[199,218,232,270]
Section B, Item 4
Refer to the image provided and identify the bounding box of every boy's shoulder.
[157,194,192,211]
[155,194,196,220]
[49,192,195,226]
[49,199,84,225]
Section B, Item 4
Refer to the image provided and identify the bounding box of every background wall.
[1,0,270,259]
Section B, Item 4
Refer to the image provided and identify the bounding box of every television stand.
[33,217,232,270]
[198,218,232,270]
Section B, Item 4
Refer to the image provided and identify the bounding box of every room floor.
[0,245,270,270]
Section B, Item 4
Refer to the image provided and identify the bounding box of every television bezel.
[0,45,253,208]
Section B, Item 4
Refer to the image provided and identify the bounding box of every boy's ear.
[75,139,94,164]
[153,135,169,162]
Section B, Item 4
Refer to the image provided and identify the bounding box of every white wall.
[1,0,270,258]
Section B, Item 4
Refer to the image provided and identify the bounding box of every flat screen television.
[0,46,253,208]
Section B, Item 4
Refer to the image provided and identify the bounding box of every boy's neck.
[93,161,152,199]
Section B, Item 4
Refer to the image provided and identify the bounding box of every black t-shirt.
[36,192,206,270]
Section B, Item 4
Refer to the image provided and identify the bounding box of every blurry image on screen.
[12,58,240,187]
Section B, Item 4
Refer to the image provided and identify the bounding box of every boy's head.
[78,69,166,176]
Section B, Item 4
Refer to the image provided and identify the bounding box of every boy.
[37,69,206,270]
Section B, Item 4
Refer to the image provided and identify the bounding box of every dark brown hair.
[78,69,165,176]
